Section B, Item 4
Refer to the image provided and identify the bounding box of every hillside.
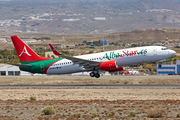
[0,0,180,33]
[1,28,180,51]
[106,28,180,43]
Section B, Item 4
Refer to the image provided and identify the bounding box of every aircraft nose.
[169,50,176,55]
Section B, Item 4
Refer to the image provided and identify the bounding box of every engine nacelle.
[100,61,118,70]
[108,66,123,72]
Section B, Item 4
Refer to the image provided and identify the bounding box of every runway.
[0,84,180,88]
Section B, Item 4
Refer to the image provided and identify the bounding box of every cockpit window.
[161,48,168,50]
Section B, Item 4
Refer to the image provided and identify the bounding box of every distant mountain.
[1,0,180,33]
[9,0,180,12]
[112,0,180,11]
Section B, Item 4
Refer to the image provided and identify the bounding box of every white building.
[0,64,31,76]
[0,38,7,43]
[93,17,107,20]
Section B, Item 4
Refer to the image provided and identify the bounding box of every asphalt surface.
[0,84,180,88]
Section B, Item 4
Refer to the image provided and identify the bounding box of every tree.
[51,55,55,59]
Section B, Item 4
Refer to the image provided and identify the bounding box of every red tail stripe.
[11,36,51,61]
[43,61,59,74]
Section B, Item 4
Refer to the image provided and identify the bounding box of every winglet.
[49,44,62,55]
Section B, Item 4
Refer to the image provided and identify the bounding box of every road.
[0,84,180,88]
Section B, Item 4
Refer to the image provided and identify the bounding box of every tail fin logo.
[19,46,31,57]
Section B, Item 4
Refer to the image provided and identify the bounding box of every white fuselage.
[46,46,176,75]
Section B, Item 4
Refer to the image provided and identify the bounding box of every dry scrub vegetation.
[0,76,179,119]
[0,75,179,85]
[0,100,180,119]
[147,107,166,118]
[0,87,178,119]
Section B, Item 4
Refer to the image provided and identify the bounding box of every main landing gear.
[90,67,100,78]
[90,72,100,78]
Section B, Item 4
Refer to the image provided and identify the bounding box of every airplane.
[10,36,176,78]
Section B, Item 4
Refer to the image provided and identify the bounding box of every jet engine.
[100,61,118,70]
[108,66,123,72]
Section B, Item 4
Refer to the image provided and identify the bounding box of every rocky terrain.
[1,99,180,119]
[0,76,179,119]
[0,88,180,119]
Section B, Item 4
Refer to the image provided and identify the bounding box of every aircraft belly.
[46,65,85,74]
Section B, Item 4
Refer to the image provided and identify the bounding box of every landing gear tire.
[90,72,95,77]
[95,73,100,78]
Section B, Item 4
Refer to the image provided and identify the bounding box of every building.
[45,52,58,58]
[0,38,7,43]
[93,17,107,20]
[156,60,180,75]
[0,64,30,76]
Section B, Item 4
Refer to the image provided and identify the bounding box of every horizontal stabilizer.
[7,63,32,68]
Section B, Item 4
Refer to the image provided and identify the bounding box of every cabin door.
[153,48,157,55]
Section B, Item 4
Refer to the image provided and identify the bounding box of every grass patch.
[41,106,55,115]
[71,112,82,118]
[89,109,97,118]
[130,110,136,117]
[29,96,36,100]
[75,112,82,118]
[108,110,115,116]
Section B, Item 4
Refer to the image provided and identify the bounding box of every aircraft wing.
[7,63,32,68]
[49,44,100,69]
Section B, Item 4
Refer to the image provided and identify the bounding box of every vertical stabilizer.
[11,36,51,62]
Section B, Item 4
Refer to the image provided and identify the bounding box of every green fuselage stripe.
[20,58,63,74]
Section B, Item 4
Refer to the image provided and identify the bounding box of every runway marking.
[0,84,179,88]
